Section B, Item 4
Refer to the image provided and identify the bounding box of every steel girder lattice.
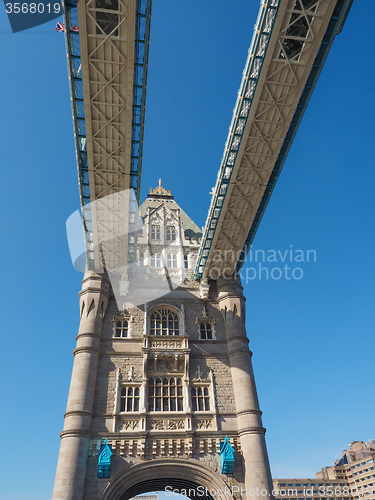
[64,0,151,273]
[194,0,351,281]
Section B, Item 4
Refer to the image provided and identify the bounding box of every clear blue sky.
[1,1,374,499]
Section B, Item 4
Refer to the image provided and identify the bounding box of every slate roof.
[139,196,203,241]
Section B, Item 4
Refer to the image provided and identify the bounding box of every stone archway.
[101,459,235,500]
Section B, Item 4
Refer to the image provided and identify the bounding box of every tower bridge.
[53,0,354,499]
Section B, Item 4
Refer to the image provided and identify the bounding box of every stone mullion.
[112,367,122,432]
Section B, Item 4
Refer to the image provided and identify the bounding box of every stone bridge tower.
[52,183,273,500]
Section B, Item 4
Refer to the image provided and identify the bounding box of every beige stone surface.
[52,194,273,500]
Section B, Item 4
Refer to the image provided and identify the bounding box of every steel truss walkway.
[63,0,151,273]
[194,0,352,282]
[63,0,352,287]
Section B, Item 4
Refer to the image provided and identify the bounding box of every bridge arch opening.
[118,480,213,500]
[101,459,233,500]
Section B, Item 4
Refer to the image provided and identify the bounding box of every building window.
[167,254,177,269]
[151,225,160,240]
[148,377,183,411]
[183,254,188,269]
[114,318,129,338]
[150,308,179,335]
[139,251,144,266]
[191,386,210,411]
[120,386,140,412]
[200,321,213,340]
[166,226,176,241]
[150,253,162,267]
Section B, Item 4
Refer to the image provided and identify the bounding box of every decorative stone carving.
[158,360,169,372]
[165,213,176,224]
[149,419,165,430]
[148,418,185,431]
[168,419,185,430]
[128,366,136,381]
[195,418,213,430]
[147,352,186,376]
[119,419,139,431]
[150,213,162,224]
[150,339,183,349]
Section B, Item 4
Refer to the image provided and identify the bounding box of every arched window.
[183,254,189,269]
[148,377,183,411]
[150,308,179,335]
[191,386,210,411]
[120,386,140,412]
[151,225,160,240]
[114,318,129,338]
[199,321,213,340]
[166,226,176,242]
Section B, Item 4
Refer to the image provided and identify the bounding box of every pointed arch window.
[151,225,160,240]
[114,318,129,338]
[191,386,210,411]
[120,386,140,412]
[166,226,176,242]
[148,377,183,411]
[199,321,213,340]
[150,308,179,335]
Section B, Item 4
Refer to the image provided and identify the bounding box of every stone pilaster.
[52,271,109,500]
[217,276,273,499]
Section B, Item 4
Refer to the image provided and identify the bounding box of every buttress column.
[52,271,110,500]
[217,276,273,498]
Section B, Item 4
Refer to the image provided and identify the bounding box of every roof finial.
[148,179,173,198]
